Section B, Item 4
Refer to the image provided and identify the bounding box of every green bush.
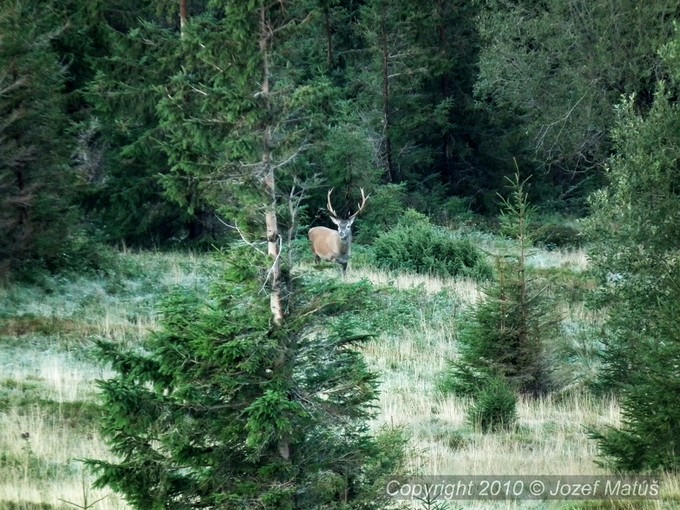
[466,378,518,433]
[439,196,476,225]
[354,183,407,244]
[586,84,680,472]
[533,223,583,250]
[373,210,492,280]
[347,244,376,269]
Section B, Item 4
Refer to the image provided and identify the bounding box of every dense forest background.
[2,1,680,507]
[3,0,680,276]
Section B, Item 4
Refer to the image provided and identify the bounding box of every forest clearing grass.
[359,311,617,478]
[0,251,222,510]
[1,247,679,509]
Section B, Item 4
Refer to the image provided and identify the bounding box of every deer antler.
[348,188,369,220]
[326,187,369,220]
[326,188,341,219]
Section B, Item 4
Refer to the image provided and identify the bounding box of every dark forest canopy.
[2,0,680,269]
[2,0,680,484]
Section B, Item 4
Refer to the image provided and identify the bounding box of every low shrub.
[354,183,407,244]
[438,356,492,398]
[466,377,518,433]
[533,223,583,250]
[373,210,492,280]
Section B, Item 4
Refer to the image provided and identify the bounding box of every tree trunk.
[438,0,454,184]
[187,217,203,241]
[260,4,284,327]
[379,6,395,183]
[324,3,333,69]
[179,0,187,36]
[260,4,289,465]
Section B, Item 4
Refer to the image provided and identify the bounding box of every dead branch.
[215,215,267,255]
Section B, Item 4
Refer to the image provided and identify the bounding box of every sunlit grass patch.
[0,251,224,510]
[527,247,589,271]
[0,402,128,510]
[362,322,619,478]
[347,266,483,305]
[1,246,678,509]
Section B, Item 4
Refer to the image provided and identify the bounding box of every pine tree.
[351,0,487,206]
[443,172,557,398]
[84,8,190,246]
[0,1,81,276]
[89,250,405,508]
[590,289,680,472]
[89,2,405,506]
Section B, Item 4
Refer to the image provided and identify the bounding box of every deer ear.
[329,216,342,226]
[346,216,356,226]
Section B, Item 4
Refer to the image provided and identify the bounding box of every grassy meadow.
[1,238,678,509]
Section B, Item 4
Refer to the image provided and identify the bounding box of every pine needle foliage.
[589,290,680,472]
[0,2,88,277]
[467,376,518,433]
[373,210,492,280]
[443,172,557,399]
[88,248,405,509]
[586,71,680,471]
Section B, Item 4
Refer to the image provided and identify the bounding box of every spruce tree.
[352,0,487,205]
[84,10,189,246]
[444,172,556,398]
[89,1,405,506]
[89,250,404,508]
[0,1,81,276]
[586,47,680,469]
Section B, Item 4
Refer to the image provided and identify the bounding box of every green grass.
[0,251,223,510]
[0,241,678,509]
[0,502,67,510]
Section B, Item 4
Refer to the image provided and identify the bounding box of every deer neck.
[337,231,352,257]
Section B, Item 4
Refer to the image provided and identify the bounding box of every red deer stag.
[308,188,369,275]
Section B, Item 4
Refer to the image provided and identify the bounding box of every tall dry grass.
[1,248,678,509]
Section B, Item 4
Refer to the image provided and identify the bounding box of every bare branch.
[215,215,267,255]
[534,81,595,154]
[285,174,319,252]
[261,236,283,294]
[272,11,314,35]
[272,142,309,170]
[187,83,209,96]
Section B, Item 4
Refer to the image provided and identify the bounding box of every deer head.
[308,188,369,275]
